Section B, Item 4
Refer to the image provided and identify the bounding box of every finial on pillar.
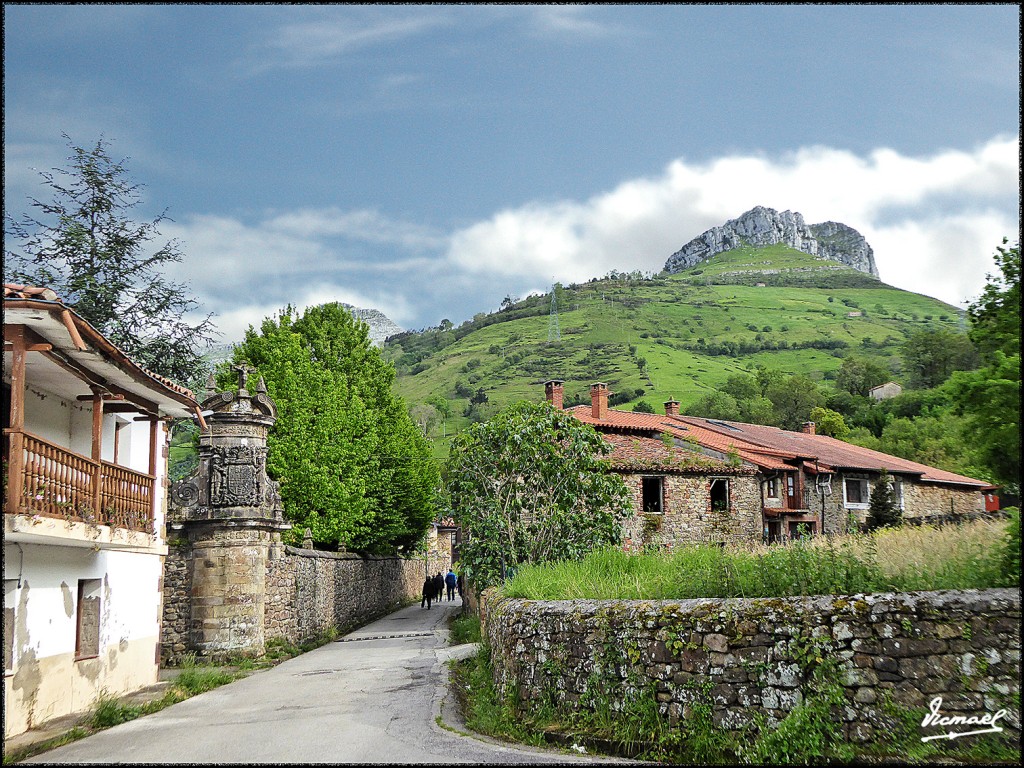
[231,362,255,394]
[256,376,268,394]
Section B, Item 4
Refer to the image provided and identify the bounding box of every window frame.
[75,578,102,661]
[641,476,664,514]
[843,476,871,509]
[709,477,730,512]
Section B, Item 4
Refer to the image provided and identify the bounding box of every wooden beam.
[194,406,208,432]
[61,309,88,351]
[76,393,125,401]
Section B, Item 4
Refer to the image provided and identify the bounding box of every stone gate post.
[168,364,290,660]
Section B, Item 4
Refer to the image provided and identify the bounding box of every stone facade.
[618,473,762,549]
[482,588,1020,749]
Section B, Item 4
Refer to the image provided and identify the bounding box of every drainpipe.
[815,459,825,535]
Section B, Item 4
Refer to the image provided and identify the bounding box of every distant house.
[869,381,903,400]
[543,380,995,547]
[3,284,200,739]
[846,311,862,317]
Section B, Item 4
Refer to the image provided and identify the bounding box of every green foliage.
[229,302,438,553]
[865,469,901,531]
[764,373,826,430]
[4,134,215,386]
[968,238,1020,360]
[449,614,482,645]
[901,328,978,389]
[90,692,145,728]
[632,399,655,413]
[1000,507,1020,585]
[445,401,632,590]
[808,406,849,439]
[835,355,890,396]
[504,520,1014,600]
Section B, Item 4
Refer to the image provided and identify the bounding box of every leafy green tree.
[968,239,1020,360]
[808,406,850,439]
[765,373,826,431]
[949,239,1021,494]
[835,355,890,397]
[632,400,655,413]
[865,469,902,531]
[445,401,632,590]
[683,391,742,421]
[230,303,437,553]
[722,373,759,402]
[901,329,978,389]
[4,134,215,385]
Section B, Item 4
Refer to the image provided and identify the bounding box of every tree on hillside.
[228,303,438,553]
[4,134,215,385]
[765,373,826,431]
[445,401,632,590]
[809,406,850,439]
[865,469,902,531]
[901,329,978,389]
[835,355,890,397]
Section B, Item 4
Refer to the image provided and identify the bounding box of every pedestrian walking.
[445,569,457,601]
[421,577,434,609]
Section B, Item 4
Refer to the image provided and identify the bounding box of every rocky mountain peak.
[663,206,878,277]
[340,303,404,347]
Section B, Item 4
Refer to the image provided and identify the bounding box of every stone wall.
[161,543,425,663]
[482,588,1020,749]
[265,546,424,644]
[619,474,762,549]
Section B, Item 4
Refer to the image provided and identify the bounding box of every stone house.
[3,284,200,738]
[544,380,995,546]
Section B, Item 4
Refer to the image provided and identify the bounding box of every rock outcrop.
[341,304,404,347]
[664,206,878,277]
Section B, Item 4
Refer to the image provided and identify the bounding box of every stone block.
[704,633,729,653]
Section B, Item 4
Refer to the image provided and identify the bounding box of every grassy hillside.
[386,245,964,454]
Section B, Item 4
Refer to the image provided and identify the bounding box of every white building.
[3,284,200,738]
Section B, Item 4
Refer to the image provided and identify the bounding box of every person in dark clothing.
[432,573,444,604]
[421,577,434,609]
[445,569,457,601]
[456,573,464,599]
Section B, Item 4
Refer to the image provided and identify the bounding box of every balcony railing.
[5,430,155,534]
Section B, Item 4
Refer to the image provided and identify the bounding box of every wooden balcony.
[4,430,155,535]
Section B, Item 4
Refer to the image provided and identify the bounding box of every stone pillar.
[168,364,290,661]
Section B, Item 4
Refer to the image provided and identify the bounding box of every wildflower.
[570,743,586,754]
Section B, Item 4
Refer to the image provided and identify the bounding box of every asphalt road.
[24,597,636,764]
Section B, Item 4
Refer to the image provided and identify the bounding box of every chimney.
[801,422,816,435]
[544,379,564,410]
[590,382,609,420]
[664,399,680,416]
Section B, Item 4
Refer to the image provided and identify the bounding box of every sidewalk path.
[22,598,636,764]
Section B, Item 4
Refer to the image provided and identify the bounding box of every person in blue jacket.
[444,568,458,601]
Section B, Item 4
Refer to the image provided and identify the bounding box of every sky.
[3,4,1020,343]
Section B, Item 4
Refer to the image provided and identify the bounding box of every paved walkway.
[18,598,636,764]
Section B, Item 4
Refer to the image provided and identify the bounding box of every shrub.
[1001,507,1020,585]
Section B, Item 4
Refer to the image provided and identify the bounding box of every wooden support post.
[149,417,160,530]
[5,326,27,515]
[92,393,104,519]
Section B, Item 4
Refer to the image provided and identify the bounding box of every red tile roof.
[561,399,992,490]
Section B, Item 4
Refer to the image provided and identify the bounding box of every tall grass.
[503,518,1015,600]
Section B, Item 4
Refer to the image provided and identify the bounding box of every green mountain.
[386,244,965,450]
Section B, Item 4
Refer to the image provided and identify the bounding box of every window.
[789,521,816,540]
[765,477,779,498]
[844,477,870,508]
[4,580,16,674]
[710,478,729,512]
[642,477,663,513]
[75,579,102,660]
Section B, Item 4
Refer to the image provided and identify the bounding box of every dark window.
[789,521,816,540]
[642,477,663,513]
[766,477,779,498]
[710,478,729,511]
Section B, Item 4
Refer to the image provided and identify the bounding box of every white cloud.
[527,6,622,38]
[444,136,1019,308]
[251,11,450,72]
